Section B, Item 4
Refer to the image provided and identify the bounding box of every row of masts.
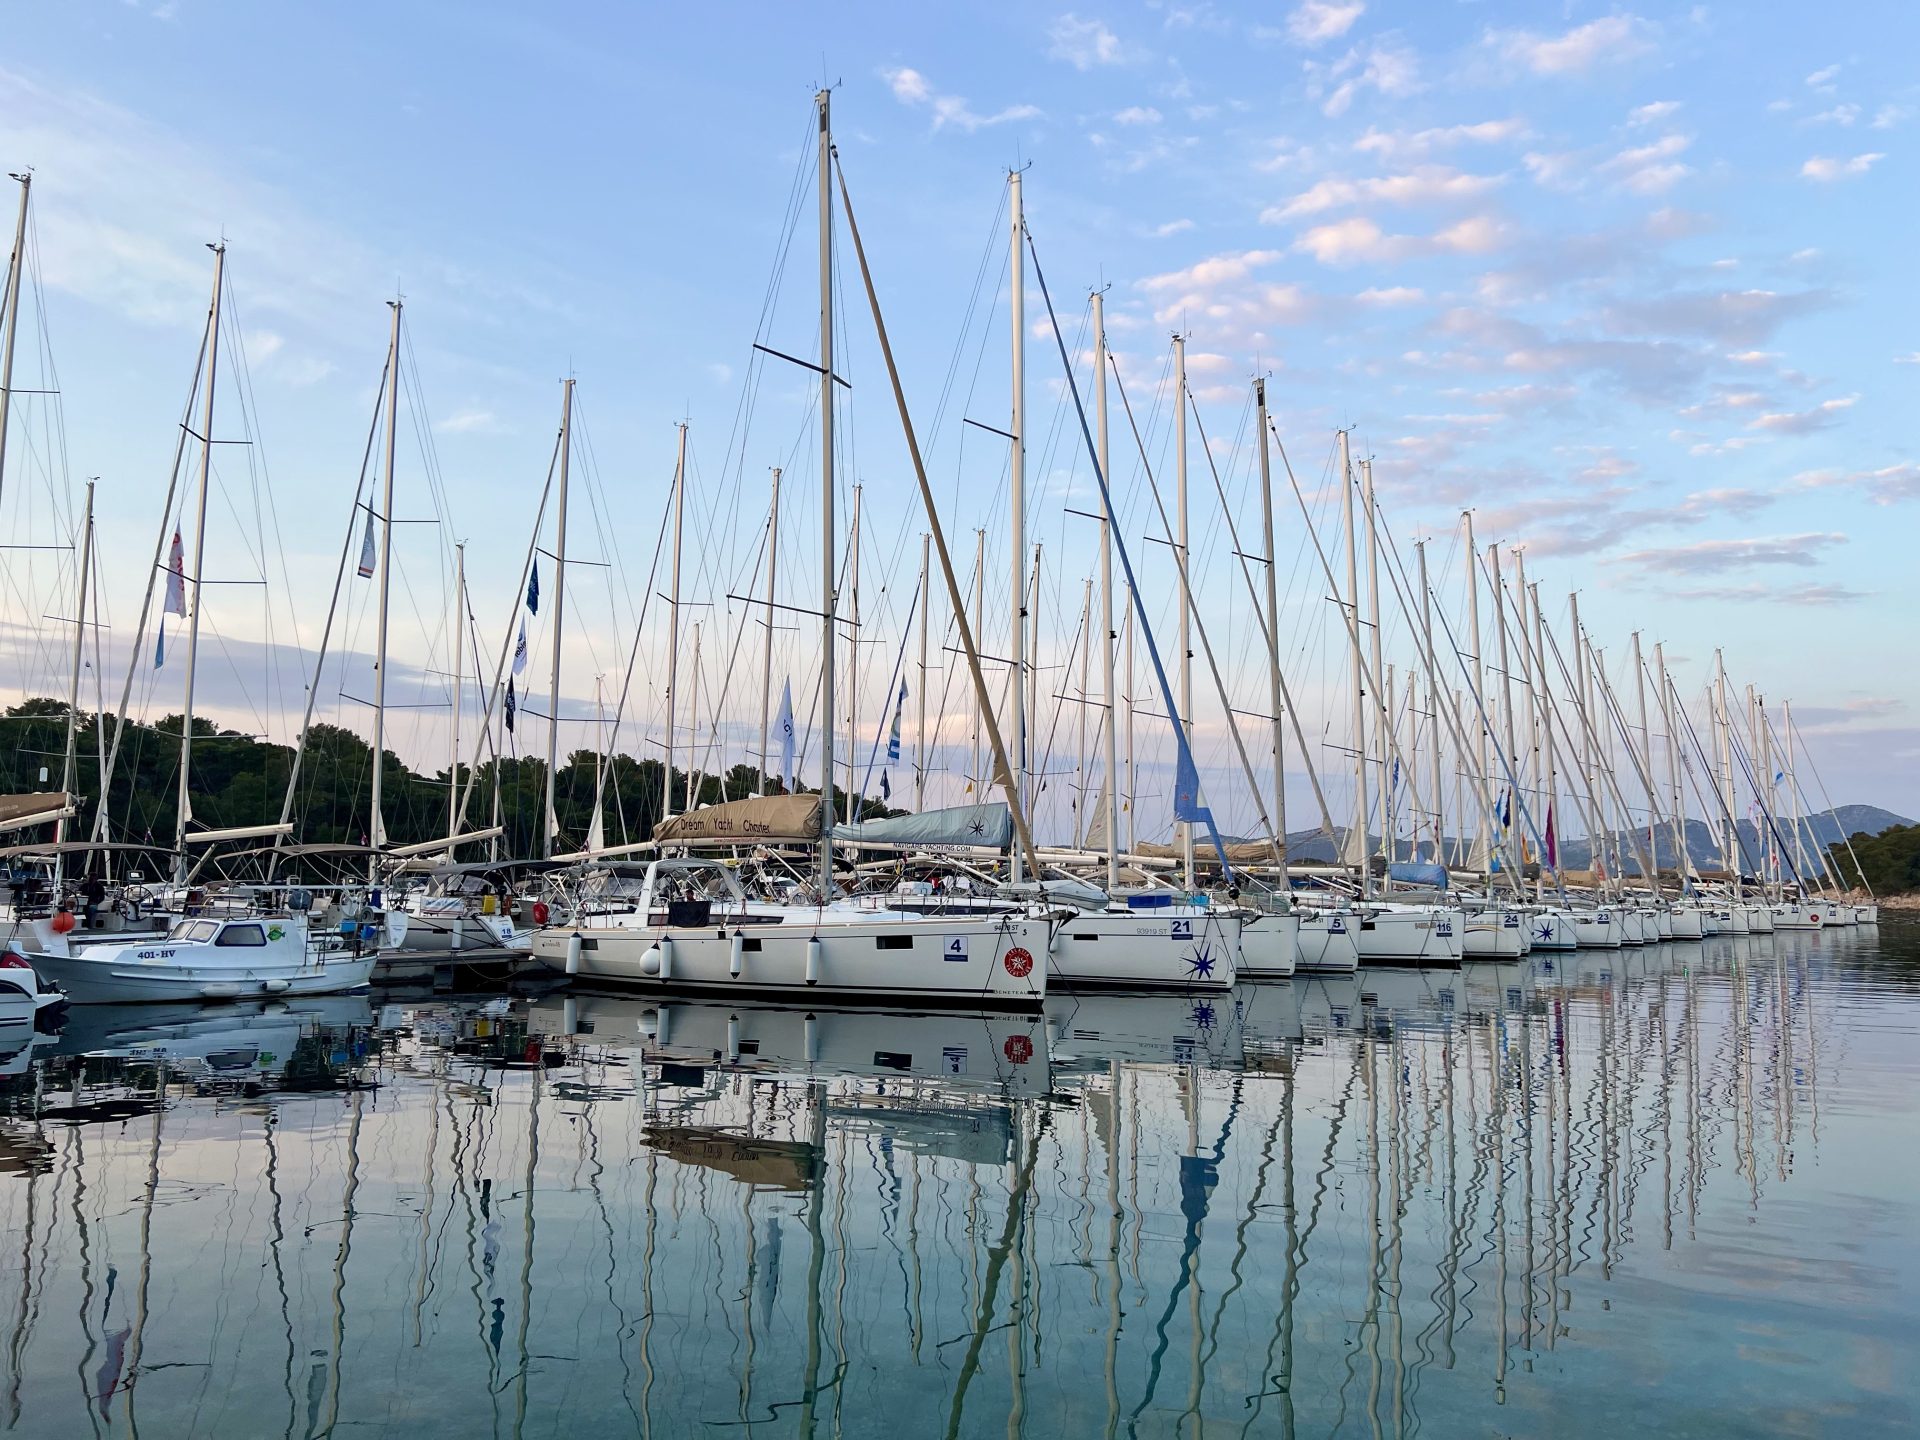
[0,128,1874,902]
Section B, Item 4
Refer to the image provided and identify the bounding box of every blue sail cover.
[1388,861,1449,890]
[832,803,1014,849]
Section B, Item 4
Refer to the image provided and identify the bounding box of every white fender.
[658,935,674,981]
[729,930,745,977]
[726,1013,741,1061]
[805,937,822,986]
[641,944,662,977]
[565,932,584,976]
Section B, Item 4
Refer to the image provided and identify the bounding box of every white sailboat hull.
[1571,910,1624,949]
[1236,911,1299,979]
[1463,908,1528,958]
[530,910,1051,1008]
[1353,906,1463,966]
[1295,910,1360,973]
[1049,909,1239,990]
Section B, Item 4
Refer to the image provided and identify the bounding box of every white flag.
[777,679,796,791]
[357,508,377,579]
[512,617,529,676]
[164,530,188,616]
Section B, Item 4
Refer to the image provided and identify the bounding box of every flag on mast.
[155,619,166,670]
[357,508,377,579]
[512,618,529,676]
[1544,801,1558,870]
[504,677,517,735]
[527,561,540,615]
[163,530,187,615]
[776,679,795,791]
[886,680,906,763]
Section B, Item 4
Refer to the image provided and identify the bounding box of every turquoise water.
[0,923,1914,1437]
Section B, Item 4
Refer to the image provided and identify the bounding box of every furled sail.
[832,803,1013,849]
[0,792,74,833]
[652,794,823,846]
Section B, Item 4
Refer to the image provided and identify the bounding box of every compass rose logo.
[1186,943,1217,980]
[1535,923,1554,944]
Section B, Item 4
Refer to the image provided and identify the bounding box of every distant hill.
[1266,806,1911,876]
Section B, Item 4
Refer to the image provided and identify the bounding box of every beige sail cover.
[652,793,822,846]
[0,792,72,832]
[1135,838,1284,866]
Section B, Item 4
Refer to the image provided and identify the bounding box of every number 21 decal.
[1171,919,1192,939]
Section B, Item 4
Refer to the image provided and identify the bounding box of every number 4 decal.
[1171,919,1193,939]
[945,935,970,963]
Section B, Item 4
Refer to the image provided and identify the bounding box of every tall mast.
[815,87,837,896]
[1656,644,1686,887]
[1095,296,1119,888]
[663,420,687,824]
[914,530,929,810]
[1567,590,1589,881]
[1076,576,1092,845]
[449,542,464,847]
[971,528,985,794]
[846,481,863,824]
[1123,604,1137,856]
[368,298,403,874]
[1028,541,1042,831]
[1728,652,1743,902]
[1008,167,1028,884]
[1359,457,1389,878]
[0,172,29,513]
[1785,701,1808,891]
[542,377,573,860]
[758,469,781,796]
[55,479,95,881]
[1754,686,1774,898]
[1417,539,1442,864]
[685,621,702,812]
[1530,582,1558,900]
[1487,543,1519,881]
[1174,333,1194,887]
[1339,429,1370,899]
[174,242,225,878]
[1463,513,1491,883]
[1256,378,1287,887]
[1631,631,1658,889]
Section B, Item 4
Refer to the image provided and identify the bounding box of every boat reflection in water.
[0,925,1907,1437]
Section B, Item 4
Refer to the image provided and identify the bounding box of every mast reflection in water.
[0,927,1915,1437]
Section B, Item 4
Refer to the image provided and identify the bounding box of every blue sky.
[2,0,1915,839]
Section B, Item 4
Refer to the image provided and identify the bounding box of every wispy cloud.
[437,407,500,434]
[1490,14,1655,76]
[1800,152,1884,181]
[1113,105,1162,125]
[1599,133,1692,194]
[880,66,1040,132]
[1628,100,1682,126]
[1671,582,1864,604]
[1263,165,1503,222]
[1609,531,1848,575]
[1285,1,1365,46]
[1794,462,1920,505]
[1306,42,1420,118]
[1291,213,1506,265]
[1047,14,1125,69]
[1352,118,1529,162]
[1748,395,1857,434]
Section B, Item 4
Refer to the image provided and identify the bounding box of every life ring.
[1003,1034,1034,1064]
[1002,946,1034,978]
[531,901,551,926]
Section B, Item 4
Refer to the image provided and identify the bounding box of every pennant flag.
[357,508,377,579]
[154,618,166,670]
[512,618,529,676]
[1389,756,1401,795]
[776,679,795,790]
[1544,801,1558,870]
[504,677,517,735]
[1773,769,1784,788]
[163,530,187,616]
[880,770,892,801]
[886,679,907,763]
[527,561,540,616]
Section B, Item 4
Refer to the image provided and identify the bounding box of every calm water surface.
[1,924,1915,1438]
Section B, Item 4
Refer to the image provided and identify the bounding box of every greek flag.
[886,680,906,763]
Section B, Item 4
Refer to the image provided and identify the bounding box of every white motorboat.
[530,858,1051,1008]
[0,948,66,1026]
[26,911,378,1005]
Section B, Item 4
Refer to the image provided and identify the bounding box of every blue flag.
[154,618,165,670]
[880,770,891,801]
[504,677,517,734]
[527,561,540,616]
[886,680,906,763]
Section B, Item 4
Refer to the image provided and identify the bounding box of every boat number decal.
[1171,919,1193,939]
[1003,1034,1033,1064]
[135,949,178,962]
[267,925,285,942]
[945,936,971,963]
[1330,919,1346,934]
[1003,947,1035,978]
[1437,922,1453,938]
[941,1045,968,1074]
